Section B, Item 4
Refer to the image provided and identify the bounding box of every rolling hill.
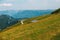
[0,9,60,40]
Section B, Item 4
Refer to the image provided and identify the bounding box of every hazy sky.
[0,0,60,10]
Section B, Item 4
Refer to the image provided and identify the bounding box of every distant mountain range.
[0,10,18,16]
[0,10,53,19]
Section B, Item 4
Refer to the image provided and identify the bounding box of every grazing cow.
[21,20,25,24]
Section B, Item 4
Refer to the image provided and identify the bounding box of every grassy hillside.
[0,14,60,40]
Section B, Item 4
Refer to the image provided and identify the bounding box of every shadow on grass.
[51,33,60,40]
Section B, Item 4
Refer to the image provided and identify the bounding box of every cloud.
[0,3,13,6]
[21,0,48,10]
[55,0,60,2]
[27,0,35,3]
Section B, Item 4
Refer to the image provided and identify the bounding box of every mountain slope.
[0,15,18,31]
[0,13,60,40]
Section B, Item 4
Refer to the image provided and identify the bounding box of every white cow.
[21,20,25,24]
